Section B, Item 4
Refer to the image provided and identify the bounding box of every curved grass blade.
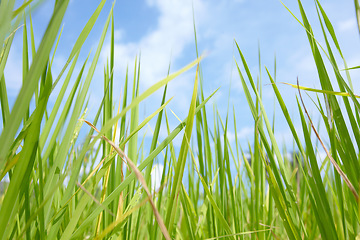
[70,89,218,238]
[164,64,199,237]
[0,0,70,166]
[280,82,360,98]
[0,66,52,240]
[83,121,171,240]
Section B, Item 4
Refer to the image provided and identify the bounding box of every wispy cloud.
[337,18,357,33]
[102,0,207,87]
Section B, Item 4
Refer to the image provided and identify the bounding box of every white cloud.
[226,130,236,143]
[102,0,207,89]
[114,29,124,41]
[337,18,357,33]
[237,126,253,139]
[151,163,164,191]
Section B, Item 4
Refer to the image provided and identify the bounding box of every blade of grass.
[0,0,70,166]
[83,121,171,240]
[0,66,52,240]
[71,89,217,238]
[164,65,199,237]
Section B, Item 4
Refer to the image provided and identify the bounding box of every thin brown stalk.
[83,119,171,240]
[76,182,115,217]
[297,78,359,201]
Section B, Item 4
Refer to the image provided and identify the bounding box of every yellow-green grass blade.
[296,99,339,239]
[52,0,106,90]
[235,48,303,239]
[266,70,306,161]
[55,89,205,237]
[0,67,51,240]
[196,70,216,236]
[0,25,18,127]
[145,83,169,183]
[87,55,205,146]
[315,0,360,151]
[15,172,67,239]
[47,8,111,230]
[296,0,358,155]
[22,15,29,120]
[114,65,129,204]
[235,57,289,199]
[266,68,313,234]
[70,89,218,238]
[43,2,113,225]
[297,0,360,190]
[79,121,171,240]
[73,97,173,232]
[213,111,229,236]
[39,51,83,153]
[0,0,15,55]
[40,53,84,173]
[235,43,293,190]
[59,184,95,240]
[68,65,205,236]
[187,134,235,240]
[278,2,360,235]
[315,0,353,90]
[11,0,35,18]
[341,65,360,71]
[124,56,140,236]
[236,43,306,227]
[0,74,9,126]
[120,98,172,149]
[213,113,227,237]
[29,7,36,57]
[50,25,64,67]
[281,82,360,98]
[0,0,69,166]
[105,16,116,226]
[164,65,199,237]
[180,183,197,239]
[316,96,348,237]
[46,121,89,239]
[99,61,112,233]
[144,83,169,236]
[152,111,174,240]
[221,113,240,234]
[194,168,219,238]
[0,1,24,70]
[355,0,360,34]
[67,91,177,237]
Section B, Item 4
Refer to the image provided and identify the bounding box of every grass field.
[0,0,359,239]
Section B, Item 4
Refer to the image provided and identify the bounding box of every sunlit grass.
[0,0,359,239]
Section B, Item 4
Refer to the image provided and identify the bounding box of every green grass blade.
[0,67,51,240]
[70,89,217,238]
[0,0,70,166]
[164,65,199,237]
[52,0,106,89]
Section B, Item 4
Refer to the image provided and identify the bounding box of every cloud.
[102,0,207,88]
[95,0,210,124]
[151,163,164,191]
[337,18,357,33]
[237,126,253,139]
[225,127,254,144]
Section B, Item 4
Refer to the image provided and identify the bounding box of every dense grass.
[0,0,359,239]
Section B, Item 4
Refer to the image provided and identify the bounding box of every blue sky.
[4,0,360,155]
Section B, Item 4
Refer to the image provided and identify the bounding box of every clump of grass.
[0,0,359,239]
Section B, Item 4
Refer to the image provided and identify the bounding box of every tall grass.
[0,0,359,239]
